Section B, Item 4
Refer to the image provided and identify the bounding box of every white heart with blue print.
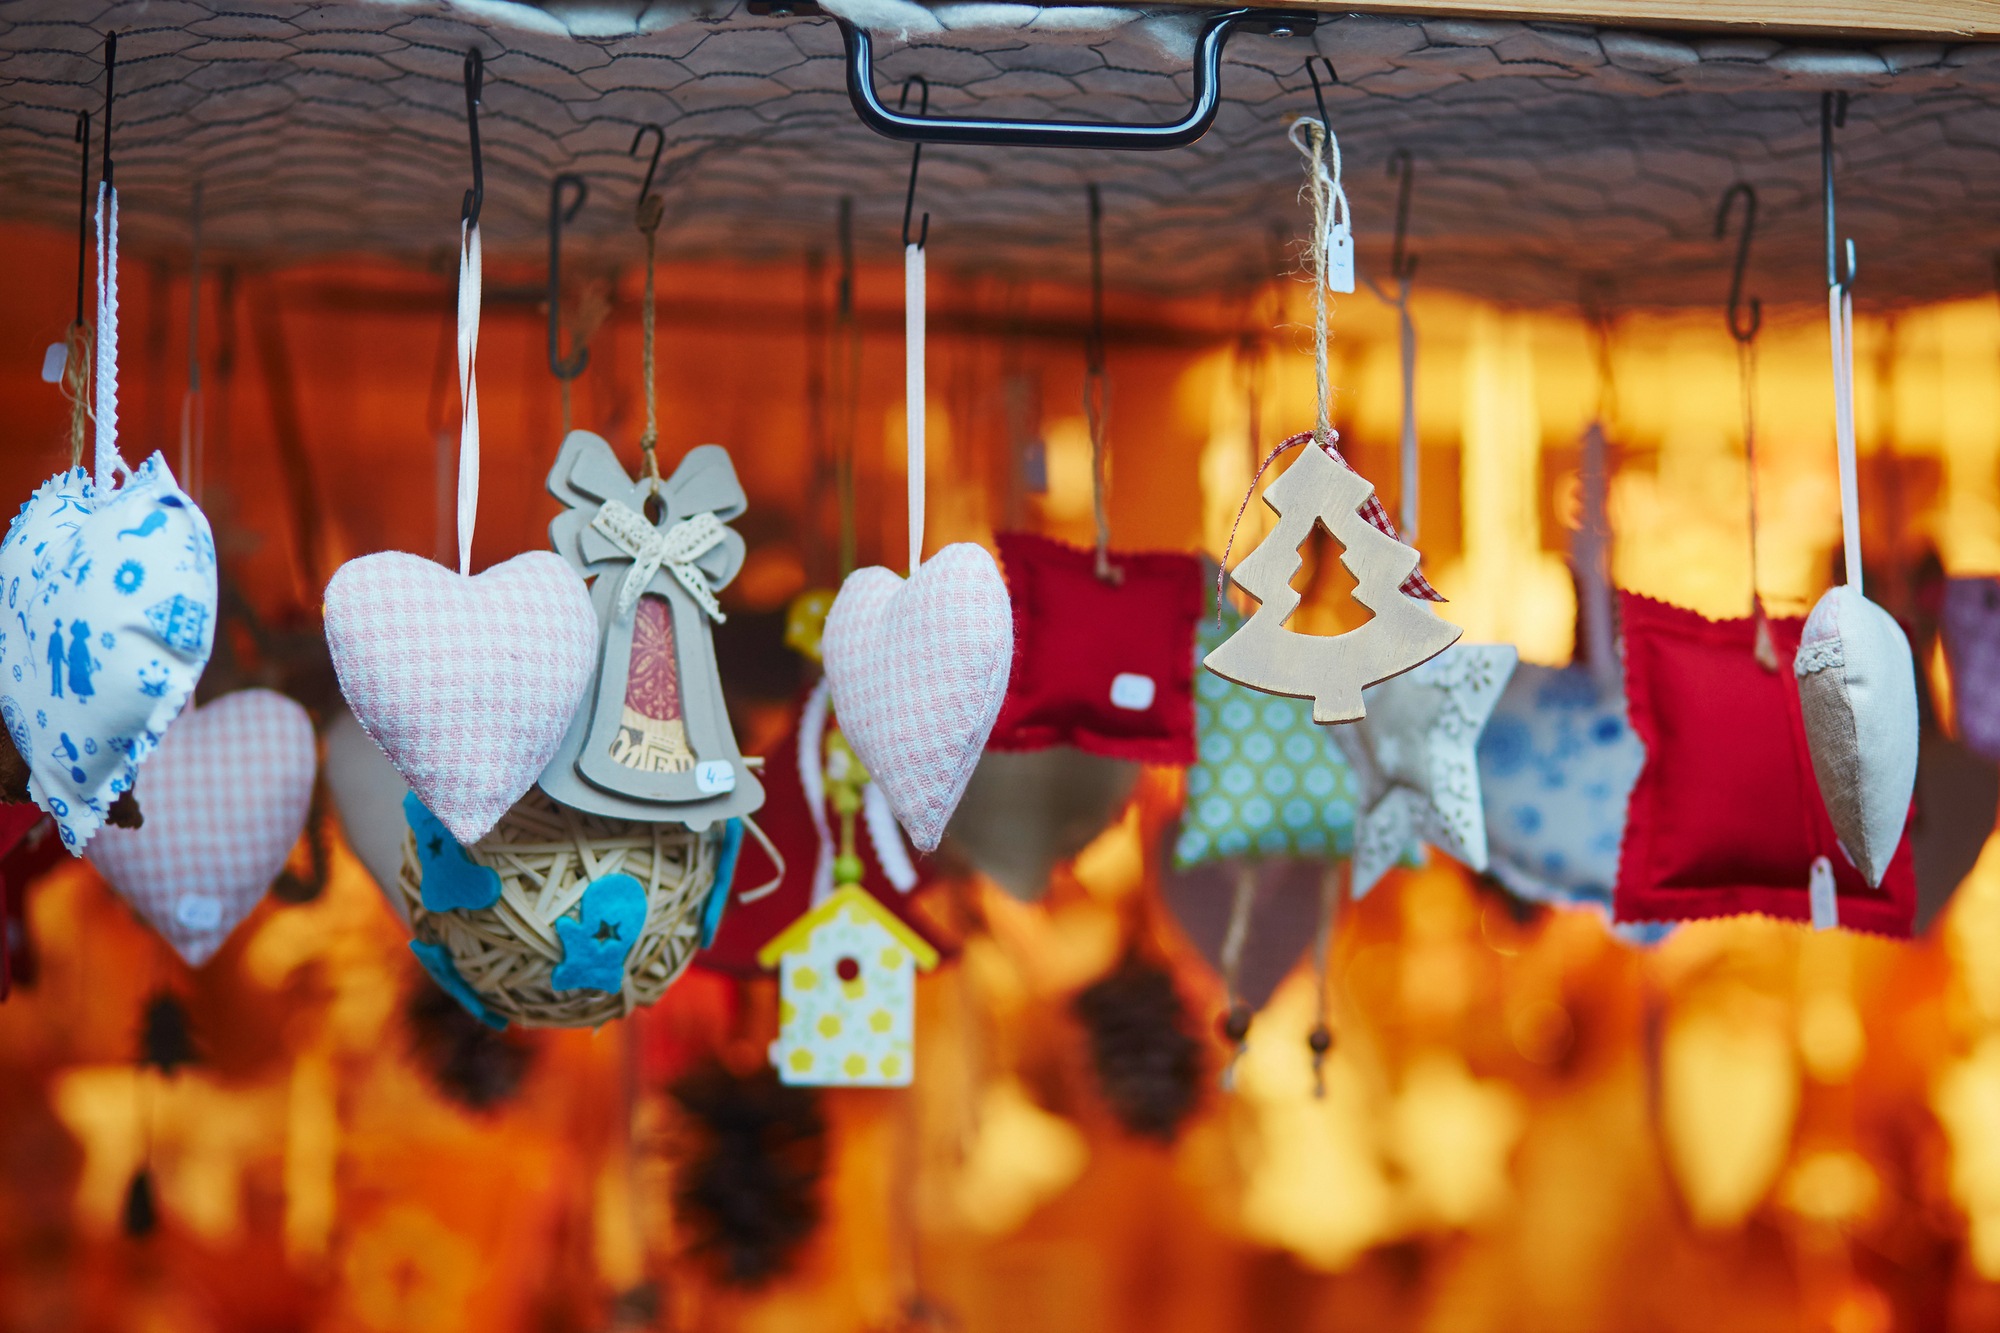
[0,454,218,853]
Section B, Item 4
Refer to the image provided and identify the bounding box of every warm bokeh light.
[2,213,1999,1331]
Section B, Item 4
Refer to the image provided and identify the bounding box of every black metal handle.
[836,9,1316,151]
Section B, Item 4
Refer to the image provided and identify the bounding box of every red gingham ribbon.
[1218,430,1445,616]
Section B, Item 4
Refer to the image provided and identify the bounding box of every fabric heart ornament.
[87,689,315,966]
[323,705,412,926]
[943,746,1140,901]
[821,543,1013,853]
[1793,586,1919,888]
[0,458,217,852]
[324,550,595,847]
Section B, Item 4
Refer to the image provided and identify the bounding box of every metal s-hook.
[1821,90,1853,292]
[630,125,665,230]
[101,32,116,187]
[462,49,485,225]
[548,173,590,380]
[72,111,90,326]
[1387,148,1418,282]
[1305,55,1338,141]
[1715,183,1761,344]
[899,77,929,249]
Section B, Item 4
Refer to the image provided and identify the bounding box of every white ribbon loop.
[589,499,728,623]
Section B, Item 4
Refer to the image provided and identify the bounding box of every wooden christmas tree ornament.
[1204,441,1460,722]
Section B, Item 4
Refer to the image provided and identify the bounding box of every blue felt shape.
[404,791,501,912]
[699,819,746,948]
[552,872,648,993]
[410,939,507,1030]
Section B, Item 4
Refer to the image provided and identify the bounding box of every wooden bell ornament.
[537,431,765,830]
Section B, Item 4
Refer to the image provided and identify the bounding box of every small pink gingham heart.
[324,550,596,845]
[87,689,315,967]
[822,542,1014,853]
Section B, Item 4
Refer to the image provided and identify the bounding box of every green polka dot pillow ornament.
[1172,605,1364,868]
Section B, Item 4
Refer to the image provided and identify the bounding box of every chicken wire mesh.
[3,0,2000,306]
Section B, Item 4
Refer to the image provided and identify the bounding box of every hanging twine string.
[1287,116,1339,445]
[834,205,860,579]
[93,180,123,491]
[62,320,93,471]
[1307,862,1341,1099]
[1363,267,1417,538]
[1218,863,1257,1091]
[1739,335,1779,670]
[638,189,664,481]
[1084,184,1120,582]
[456,218,482,577]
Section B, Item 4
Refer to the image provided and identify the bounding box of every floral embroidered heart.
[324,550,596,846]
[87,689,314,966]
[822,543,1013,853]
[0,455,217,853]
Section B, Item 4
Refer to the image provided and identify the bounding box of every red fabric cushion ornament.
[986,532,1205,764]
[1615,593,1915,936]
[695,691,947,978]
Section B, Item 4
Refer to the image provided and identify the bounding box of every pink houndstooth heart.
[324,551,596,845]
[87,689,315,966]
[822,543,1014,853]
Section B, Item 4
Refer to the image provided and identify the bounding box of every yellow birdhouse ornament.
[758,885,939,1087]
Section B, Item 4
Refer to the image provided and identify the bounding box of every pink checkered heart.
[822,542,1014,853]
[324,551,596,845]
[87,689,315,967]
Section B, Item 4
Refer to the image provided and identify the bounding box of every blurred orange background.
[4,212,2000,1332]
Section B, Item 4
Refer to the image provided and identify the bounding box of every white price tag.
[40,342,67,384]
[1808,855,1839,931]
[1326,218,1355,294]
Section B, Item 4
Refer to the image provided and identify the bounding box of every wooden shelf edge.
[1250,0,2000,41]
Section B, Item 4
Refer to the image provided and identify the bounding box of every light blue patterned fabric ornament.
[1174,604,1364,868]
[0,456,217,852]
[1476,662,1657,937]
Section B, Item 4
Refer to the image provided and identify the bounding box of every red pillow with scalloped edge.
[986,532,1204,765]
[1615,592,1915,936]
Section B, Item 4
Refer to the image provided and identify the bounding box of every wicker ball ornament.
[396,789,723,1029]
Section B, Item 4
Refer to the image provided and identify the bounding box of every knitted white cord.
[92,181,122,491]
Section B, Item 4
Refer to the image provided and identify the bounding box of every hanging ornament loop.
[1286,115,1346,447]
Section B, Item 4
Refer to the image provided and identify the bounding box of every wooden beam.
[1262,0,2000,40]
